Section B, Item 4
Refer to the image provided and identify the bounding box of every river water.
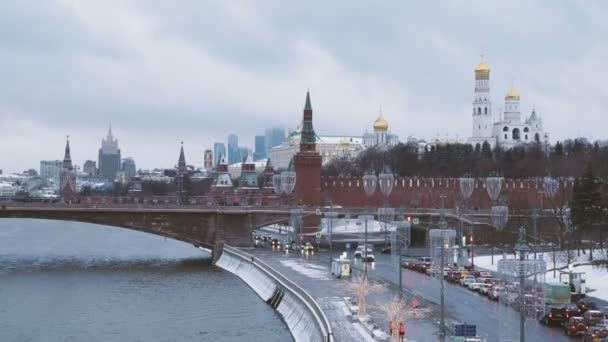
[0,219,293,342]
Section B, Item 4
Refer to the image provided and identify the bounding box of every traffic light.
[469,235,474,244]
[406,216,411,222]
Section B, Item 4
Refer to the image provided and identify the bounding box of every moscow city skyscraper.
[98,125,121,181]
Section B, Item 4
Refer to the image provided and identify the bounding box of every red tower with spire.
[60,136,77,201]
[294,91,322,206]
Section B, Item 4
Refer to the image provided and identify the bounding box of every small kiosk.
[332,252,351,278]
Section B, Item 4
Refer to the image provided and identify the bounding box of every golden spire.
[373,109,389,131]
[505,80,520,100]
[475,54,490,77]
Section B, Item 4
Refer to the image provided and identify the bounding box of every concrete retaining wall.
[216,246,332,342]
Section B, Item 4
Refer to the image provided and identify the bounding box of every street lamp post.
[484,173,505,269]
[362,172,377,276]
[326,210,338,271]
[281,171,297,241]
[491,205,509,265]
[272,174,282,207]
[531,209,540,259]
[514,225,531,342]
[378,167,394,245]
[459,175,475,265]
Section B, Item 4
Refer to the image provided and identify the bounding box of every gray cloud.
[0,0,606,172]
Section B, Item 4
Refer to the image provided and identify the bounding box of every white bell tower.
[472,54,493,138]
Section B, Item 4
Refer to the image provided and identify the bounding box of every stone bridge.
[0,205,302,261]
[0,203,552,256]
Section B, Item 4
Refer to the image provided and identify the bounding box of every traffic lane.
[367,253,572,341]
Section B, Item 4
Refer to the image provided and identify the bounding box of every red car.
[564,317,587,336]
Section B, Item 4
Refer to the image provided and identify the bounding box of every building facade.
[227,134,239,164]
[40,160,63,180]
[213,142,226,166]
[203,149,213,171]
[254,135,266,161]
[98,125,122,181]
[466,55,549,149]
[122,157,136,180]
[83,160,97,177]
[265,127,285,153]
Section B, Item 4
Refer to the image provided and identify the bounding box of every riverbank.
[215,246,333,342]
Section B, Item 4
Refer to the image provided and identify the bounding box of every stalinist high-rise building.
[98,125,122,181]
[467,55,548,149]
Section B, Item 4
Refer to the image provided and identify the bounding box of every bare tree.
[345,275,385,317]
[378,296,432,342]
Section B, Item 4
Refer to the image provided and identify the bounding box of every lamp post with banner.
[491,204,509,265]
[458,175,475,265]
[362,171,377,275]
[272,174,282,206]
[378,167,395,245]
[325,210,338,271]
[391,211,411,296]
[281,170,297,243]
[429,213,455,340]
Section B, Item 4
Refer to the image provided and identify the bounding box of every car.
[479,271,493,278]
[596,319,608,329]
[468,280,484,291]
[460,275,475,287]
[540,306,567,326]
[418,257,432,263]
[354,246,373,259]
[565,303,582,318]
[479,283,493,295]
[262,234,272,241]
[447,271,462,283]
[564,316,587,336]
[578,300,598,314]
[489,286,503,301]
[301,242,314,252]
[602,306,608,319]
[381,246,391,254]
[363,253,375,262]
[402,260,417,270]
[582,326,608,342]
[271,238,281,246]
[584,310,604,326]
[253,234,262,240]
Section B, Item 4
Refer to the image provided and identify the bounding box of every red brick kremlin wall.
[321,176,574,209]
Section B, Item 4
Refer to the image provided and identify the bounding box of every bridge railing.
[222,245,334,342]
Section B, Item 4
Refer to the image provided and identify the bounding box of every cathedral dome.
[505,88,520,100]
[373,111,388,131]
[474,55,490,75]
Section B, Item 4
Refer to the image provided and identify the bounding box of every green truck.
[544,282,571,305]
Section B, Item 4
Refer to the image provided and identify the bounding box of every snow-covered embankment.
[216,246,332,342]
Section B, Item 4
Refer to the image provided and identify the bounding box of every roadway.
[253,230,575,341]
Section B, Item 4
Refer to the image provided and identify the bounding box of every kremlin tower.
[293,91,322,206]
[59,136,77,201]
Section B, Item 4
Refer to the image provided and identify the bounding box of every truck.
[544,283,571,305]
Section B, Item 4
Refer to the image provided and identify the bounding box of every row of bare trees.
[323,138,608,179]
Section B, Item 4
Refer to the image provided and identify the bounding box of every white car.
[354,246,373,259]
[468,281,484,291]
[460,275,475,287]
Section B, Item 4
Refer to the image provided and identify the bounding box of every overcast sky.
[1,1,606,173]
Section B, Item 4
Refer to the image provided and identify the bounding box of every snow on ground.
[472,250,608,302]
[280,259,331,280]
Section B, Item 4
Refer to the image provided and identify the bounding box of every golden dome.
[505,88,520,100]
[373,111,388,131]
[474,54,490,73]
